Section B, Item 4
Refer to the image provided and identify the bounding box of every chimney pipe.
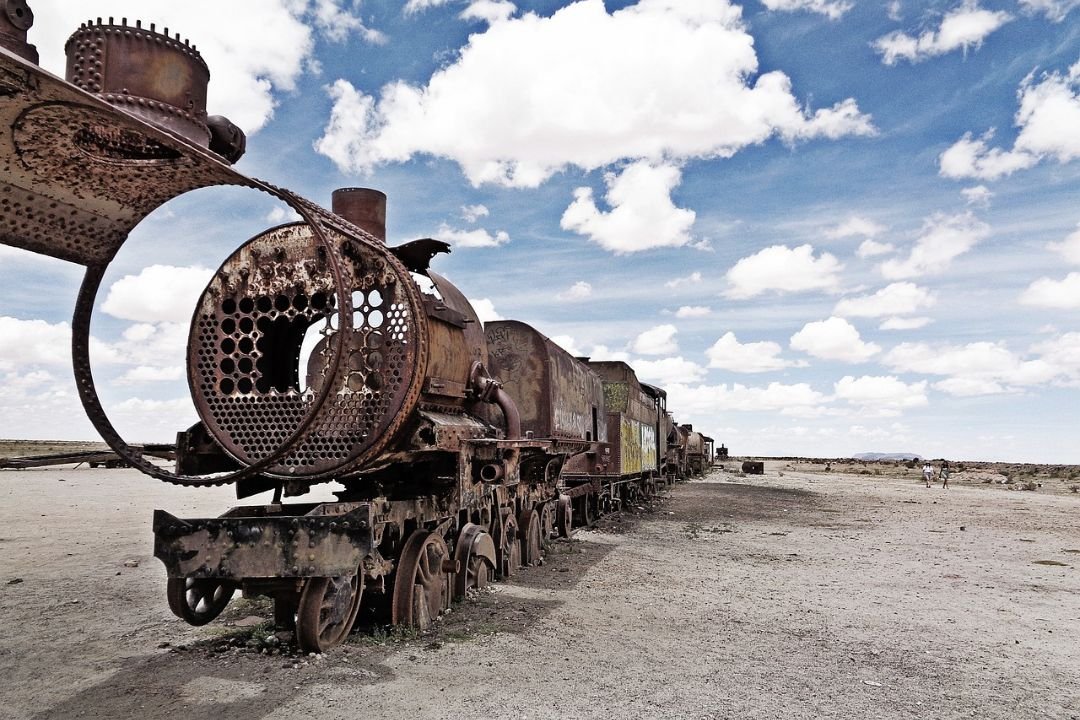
[331,188,386,243]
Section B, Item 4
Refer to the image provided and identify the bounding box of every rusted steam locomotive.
[0,6,713,651]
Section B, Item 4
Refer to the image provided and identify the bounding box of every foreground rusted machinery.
[0,7,710,652]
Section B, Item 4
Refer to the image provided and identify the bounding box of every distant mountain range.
[853,452,922,461]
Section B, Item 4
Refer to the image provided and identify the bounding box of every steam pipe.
[492,387,521,440]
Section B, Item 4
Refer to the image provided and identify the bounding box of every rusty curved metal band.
[69,184,355,487]
[0,48,429,486]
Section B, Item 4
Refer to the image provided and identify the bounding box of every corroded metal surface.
[153,504,376,579]
[189,219,428,480]
[0,0,37,63]
[589,360,659,476]
[0,46,238,264]
[0,42,410,487]
[486,320,605,444]
[65,18,212,146]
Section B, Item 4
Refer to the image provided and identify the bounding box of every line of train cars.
[0,7,715,653]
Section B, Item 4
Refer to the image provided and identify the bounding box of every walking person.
[922,461,934,488]
[940,461,950,489]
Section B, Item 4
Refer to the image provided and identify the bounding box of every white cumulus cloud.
[826,216,886,239]
[939,58,1080,181]
[549,335,584,356]
[556,281,593,301]
[883,340,1061,395]
[724,244,843,299]
[880,316,933,330]
[1047,223,1080,264]
[404,0,451,13]
[834,375,928,411]
[1018,273,1080,308]
[34,1,382,134]
[872,0,1012,65]
[561,162,696,253]
[461,0,517,23]
[316,0,874,187]
[759,0,852,19]
[461,204,490,223]
[878,212,988,279]
[101,265,213,324]
[706,332,802,373]
[665,271,702,289]
[631,356,707,386]
[666,381,828,415]
[675,306,712,318]
[117,365,184,384]
[790,317,881,362]
[0,317,73,367]
[434,224,510,248]
[857,239,896,258]
[961,185,993,206]
[833,282,936,318]
[472,298,504,323]
[633,324,678,355]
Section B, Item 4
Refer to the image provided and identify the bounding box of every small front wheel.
[166,577,235,626]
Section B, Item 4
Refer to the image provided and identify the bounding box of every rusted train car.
[485,322,673,525]
[0,7,711,652]
[682,425,708,476]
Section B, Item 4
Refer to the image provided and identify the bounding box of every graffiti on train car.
[620,419,641,474]
[640,422,657,472]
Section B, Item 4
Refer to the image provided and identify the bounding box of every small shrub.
[1020,480,1038,491]
[1069,484,1079,494]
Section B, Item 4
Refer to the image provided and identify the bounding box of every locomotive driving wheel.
[391,530,451,630]
[556,494,573,538]
[519,508,542,567]
[453,523,496,599]
[493,508,521,579]
[296,573,364,653]
[578,494,596,527]
[539,501,556,547]
[166,577,235,626]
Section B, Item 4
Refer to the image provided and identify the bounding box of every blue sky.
[1,0,1078,462]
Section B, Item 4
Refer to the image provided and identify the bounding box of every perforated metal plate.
[189,223,428,479]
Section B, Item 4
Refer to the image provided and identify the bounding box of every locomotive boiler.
[0,5,714,652]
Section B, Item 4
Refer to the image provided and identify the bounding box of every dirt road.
[1,464,1077,719]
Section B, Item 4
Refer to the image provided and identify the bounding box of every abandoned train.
[0,7,714,651]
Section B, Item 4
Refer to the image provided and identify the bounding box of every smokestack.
[331,188,387,243]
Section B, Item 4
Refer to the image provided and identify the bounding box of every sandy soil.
[1,462,1077,720]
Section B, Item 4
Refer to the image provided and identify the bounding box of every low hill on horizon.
[853,452,922,461]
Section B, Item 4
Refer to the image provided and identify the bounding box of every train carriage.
[587,361,664,506]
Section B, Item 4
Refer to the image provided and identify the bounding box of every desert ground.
[1,457,1077,720]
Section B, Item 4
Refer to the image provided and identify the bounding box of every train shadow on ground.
[420,534,616,646]
[31,534,616,720]
[30,643,398,720]
[619,479,844,529]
